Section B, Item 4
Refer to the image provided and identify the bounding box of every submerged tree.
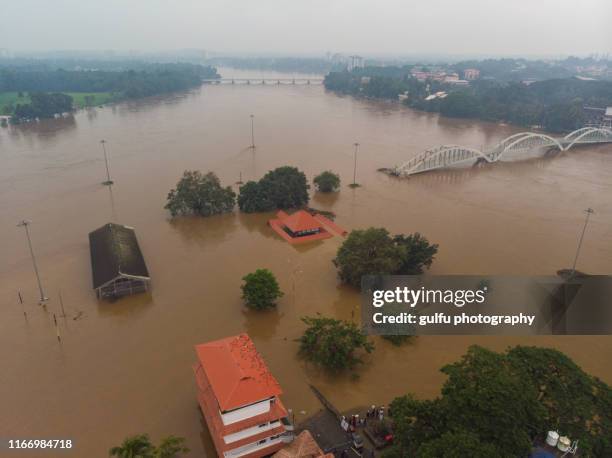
[165,170,235,217]
[333,228,438,288]
[109,434,155,458]
[109,434,188,458]
[238,166,309,213]
[313,170,341,192]
[241,269,284,310]
[333,228,404,288]
[298,315,374,371]
[393,233,438,275]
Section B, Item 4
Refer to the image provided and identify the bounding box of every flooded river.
[1,69,611,457]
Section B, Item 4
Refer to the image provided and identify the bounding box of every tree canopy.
[241,269,283,310]
[238,166,309,213]
[389,345,612,457]
[313,170,341,192]
[165,171,235,217]
[333,228,438,288]
[298,315,374,372]
[13,92,73,121]
[109,434,188,458]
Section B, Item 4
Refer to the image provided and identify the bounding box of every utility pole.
[352,142,360,187]
[249,114,255,149]
[100,139,113,185]
[571,208,595,274]
[17,220,48,304]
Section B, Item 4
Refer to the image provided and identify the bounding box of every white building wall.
[223,420,281,444]
[220,399,271,426]
[223,435,284,458]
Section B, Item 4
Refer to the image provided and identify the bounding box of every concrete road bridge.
[391,127,612,177]
[202,77,324,85]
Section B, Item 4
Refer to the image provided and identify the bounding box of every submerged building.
[268,210,347,245]
[88,223,150,299]
[193,334,294,458]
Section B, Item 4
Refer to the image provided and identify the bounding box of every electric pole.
[100,139,113,185]
[571,207,595,274]
[352,142,360,187]
[17,220,48,304]
[250,114,255,149]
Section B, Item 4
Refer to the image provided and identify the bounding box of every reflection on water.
[0,71,610,457]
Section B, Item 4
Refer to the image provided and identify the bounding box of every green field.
[0,91,116,115]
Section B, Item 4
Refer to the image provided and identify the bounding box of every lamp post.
[352,142,360,187]
[17,220,48,304]
[100,139,113,185]
[571,208,595,274]
[250,114,255,149]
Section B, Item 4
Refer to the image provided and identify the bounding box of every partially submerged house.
[268,210,347,245]
[88,223,150,299]
[193,334,294,458]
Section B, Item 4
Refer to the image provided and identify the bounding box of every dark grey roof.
[88,223,150,289]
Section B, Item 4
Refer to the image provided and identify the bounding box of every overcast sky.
[1,0,610,57]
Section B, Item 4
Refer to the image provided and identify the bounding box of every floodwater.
[1,68,611,457]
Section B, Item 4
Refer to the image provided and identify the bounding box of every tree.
[109,434,188,458]
[313,171,341,192]
[298,315,374,371]
[333,228,405,288]
[415,431,498,458]
[241,269,283,310]
[393,233,438,274]
[333,228,439,288]
[382,334,415,346]
[237,181,274,213]
[109,434,155,457]
[155,436,190,458]
[238,166,310,213]
[258,166,310,209]
[165,171,235,217]
[389,345,612,457]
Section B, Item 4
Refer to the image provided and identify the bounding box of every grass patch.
[0,91,116,115]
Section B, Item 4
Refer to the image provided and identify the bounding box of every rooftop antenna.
[100,139,114,185]
[17,220,48,304]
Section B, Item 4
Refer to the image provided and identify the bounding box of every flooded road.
[1,69,611,457]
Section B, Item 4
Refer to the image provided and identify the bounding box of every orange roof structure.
[268,210,347,245]
[272,431,333,458]
[194,334,282,411]
[282,211,323,233]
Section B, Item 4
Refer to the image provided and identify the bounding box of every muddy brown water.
[1,69,611,457]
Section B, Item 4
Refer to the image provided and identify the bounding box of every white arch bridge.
[391,127,612,177]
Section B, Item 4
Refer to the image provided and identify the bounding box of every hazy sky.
[1,0,610,57]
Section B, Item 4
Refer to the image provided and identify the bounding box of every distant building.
[88,223,150,299]
[604,107,612,128]
[463,68,480,80]
[193,334,294,458]
[348,55,364,71]
[445,79,469,86]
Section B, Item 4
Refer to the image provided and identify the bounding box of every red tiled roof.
[280,210,323,233]
[195,334,282,411]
